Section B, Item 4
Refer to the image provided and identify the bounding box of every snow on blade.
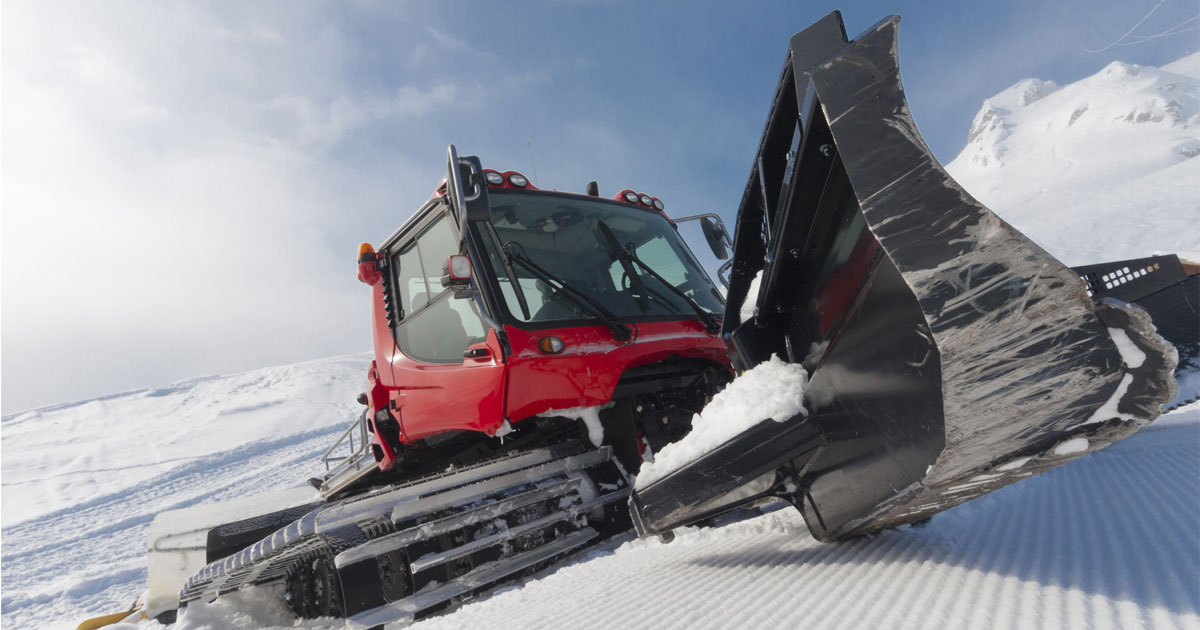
[1081,327,1153,425]
[1107,327,1147,368]
[1083,373,1137,425]
[738,269,764,322]
[635,355,808,490]
[1053,437,1090,455]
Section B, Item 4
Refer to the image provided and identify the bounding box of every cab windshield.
[478,190,724,325]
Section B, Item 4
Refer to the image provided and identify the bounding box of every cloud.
[213,25,285,44]
[423,25,505,62]
[0,3,458,413]
[261,83,459,146]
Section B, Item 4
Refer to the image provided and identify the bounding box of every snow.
[5,54,1200,630]
[946,53,1200,267]
[995,457,1031,472]
[635,355,808,490]
[1,355,368,629]
[1108,327,1148,369]
[1084,374,1138,426]
[1052,437,1091,455]
[1,354,367,528]
[738,269,764,322]
[408,405,1200,630]
[537,405,608,447]
[5,364,1199,630]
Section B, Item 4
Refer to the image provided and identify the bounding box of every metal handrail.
[317,412,376,497]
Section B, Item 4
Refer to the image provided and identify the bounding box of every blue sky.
[2,0,1196,413]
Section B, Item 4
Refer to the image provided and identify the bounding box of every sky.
[2,0,1197,414]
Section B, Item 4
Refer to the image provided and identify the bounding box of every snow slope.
[946,52,1200,267]
[1,354,369,629]
[5,55,1200,630]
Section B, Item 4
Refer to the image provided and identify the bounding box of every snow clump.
[635,355,809,489]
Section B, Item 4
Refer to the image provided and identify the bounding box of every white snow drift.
[634,354,808,489]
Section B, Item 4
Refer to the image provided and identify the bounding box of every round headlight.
[623,191,639,203]
[639,194,652,205]
[508,173,528,187]
[485,171,505,186]
[537,336,565,354]
[652,198,665,211]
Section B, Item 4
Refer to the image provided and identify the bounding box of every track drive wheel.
[285,551,344,619]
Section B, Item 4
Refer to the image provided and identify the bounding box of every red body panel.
[384,328,508,442]
[368,316,725,448]
[502,321,726,421]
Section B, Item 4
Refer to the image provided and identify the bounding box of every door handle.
[464,346,491,359]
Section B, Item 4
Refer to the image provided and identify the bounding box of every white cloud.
[0,3,460,413]
[213,25,285,44]
[424,24,505,62]
[262,83,459,146]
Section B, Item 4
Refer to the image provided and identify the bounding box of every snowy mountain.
[4,55,1200,630]
[947,52,1200,267]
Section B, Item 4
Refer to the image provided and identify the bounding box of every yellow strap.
[75,609,137,630]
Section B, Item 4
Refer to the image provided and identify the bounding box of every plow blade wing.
[631,12,1178,542]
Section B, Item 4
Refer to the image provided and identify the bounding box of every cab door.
[387,212,507,441]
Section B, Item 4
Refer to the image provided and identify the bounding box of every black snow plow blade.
[630,12,1179,542]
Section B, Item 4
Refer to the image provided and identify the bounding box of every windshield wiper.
[502,242,632,342]
[484,223,531,320]
[596,220,650,313]
[619,239,722,334]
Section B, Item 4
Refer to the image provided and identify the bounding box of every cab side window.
[391,214,487,364]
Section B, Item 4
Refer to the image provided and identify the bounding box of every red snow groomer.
[138,149,738,626]
[84,10,1193,630]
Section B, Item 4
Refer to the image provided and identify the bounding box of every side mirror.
[447,145,491,237]
[701,217,730,260]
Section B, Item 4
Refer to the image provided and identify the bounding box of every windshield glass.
[477,191,724,324]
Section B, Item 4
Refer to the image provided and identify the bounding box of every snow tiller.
[628,12,1182,542]
[79,10,1193,630]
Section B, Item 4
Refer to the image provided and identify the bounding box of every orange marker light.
[537,336,565,354]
